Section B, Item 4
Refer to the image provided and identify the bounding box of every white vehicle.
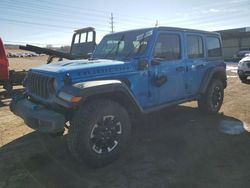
[238,56,250,82]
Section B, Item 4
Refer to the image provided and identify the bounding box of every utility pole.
[110,13,114,33]
[155,20,158,27]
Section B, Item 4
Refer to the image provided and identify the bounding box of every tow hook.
[10,93,27,112]
[49,128,65,137]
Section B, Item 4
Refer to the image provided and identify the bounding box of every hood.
[240,56,250,63]
[32,59,127,73]
[31,59,137,81]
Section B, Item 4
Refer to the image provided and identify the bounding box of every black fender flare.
[55,80,143,113]
[200,66,227,94]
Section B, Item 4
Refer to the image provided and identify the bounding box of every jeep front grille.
[27,73,53,99]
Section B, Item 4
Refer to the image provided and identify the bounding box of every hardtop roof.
[157,26,219,35]
[106,26,220,36]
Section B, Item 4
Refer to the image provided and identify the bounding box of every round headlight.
[64,73,72,85]
[238,61,244,67]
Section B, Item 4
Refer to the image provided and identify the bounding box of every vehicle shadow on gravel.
[242,80,250,84]
[0,105,250,188]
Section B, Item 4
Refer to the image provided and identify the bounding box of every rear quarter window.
[206,36,222,58]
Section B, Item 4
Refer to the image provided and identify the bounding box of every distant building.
[217,27,250,60]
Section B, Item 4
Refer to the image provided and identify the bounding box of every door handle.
[196,64,205,69]
[176,66,185,72]
[192,63,206,69]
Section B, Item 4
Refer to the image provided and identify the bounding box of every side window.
[80,33,86,43]
[187,35,204,58]
[74,34,80,44]
[153,33,181,60]
[87,32,93,42]
[206,36,222,57]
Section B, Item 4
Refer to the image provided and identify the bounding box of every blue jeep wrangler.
[11,27,227,167]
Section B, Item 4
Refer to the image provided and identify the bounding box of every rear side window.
[187,35,204,58]
[206,36,222,57]
[153,33,181,60]
[80,33,86,43]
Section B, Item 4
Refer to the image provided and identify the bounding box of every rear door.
[185,33,207,96]
[149,31,188,105]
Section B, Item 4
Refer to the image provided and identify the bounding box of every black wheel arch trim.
[55,80,143,113]
[200,66,227,94]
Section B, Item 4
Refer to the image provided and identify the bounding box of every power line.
[1,8,109,28]
[1,0,157,25]
[0,1,113,32]
[4,0,247,32]
[24,0,110,14]
[0,1,110,23]
[2,0,110,17]
[0,18,110,32]
[1,0,249,47]
[2,0,249,27]
[17,0,157,22]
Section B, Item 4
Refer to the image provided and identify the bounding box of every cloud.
[202,8,221,14]
[230,0,250,3]
[209,8,220,13]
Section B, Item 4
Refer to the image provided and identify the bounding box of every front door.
[149,32,187,105]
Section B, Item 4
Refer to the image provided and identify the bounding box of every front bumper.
[10,96,65,133]
[238,69,250,77]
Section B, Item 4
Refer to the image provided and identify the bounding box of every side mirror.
[138,59,149,70]
[151,59,161,65]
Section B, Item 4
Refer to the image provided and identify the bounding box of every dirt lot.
[0,57,249,188]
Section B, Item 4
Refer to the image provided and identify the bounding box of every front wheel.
[67,99,131,167]
[239,75,247,83]
[3,80,13,94]
[198,79,224,114]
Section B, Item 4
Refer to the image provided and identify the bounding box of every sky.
[0,0,250,47]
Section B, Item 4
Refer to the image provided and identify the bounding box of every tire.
[198,79,224,114]
[239,75,247,83]
[3,80,13,94]
[67,99,131,167]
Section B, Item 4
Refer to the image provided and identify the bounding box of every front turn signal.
[71,96,82,103]
[58,92,83,103]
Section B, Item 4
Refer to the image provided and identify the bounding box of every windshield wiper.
[104,35,124,59]
[124,33,146,60]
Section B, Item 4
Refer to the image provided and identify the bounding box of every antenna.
[155,20,158,27]
[110,13,114,33]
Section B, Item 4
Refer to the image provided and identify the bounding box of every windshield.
[92,29,153,60]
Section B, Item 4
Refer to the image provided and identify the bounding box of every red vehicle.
[0,38,26,93]
[0,38,11,91]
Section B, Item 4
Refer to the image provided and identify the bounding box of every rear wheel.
[67,99,131,167]
[198,79,224,114]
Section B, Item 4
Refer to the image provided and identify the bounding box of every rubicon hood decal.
[31,59,137,79]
